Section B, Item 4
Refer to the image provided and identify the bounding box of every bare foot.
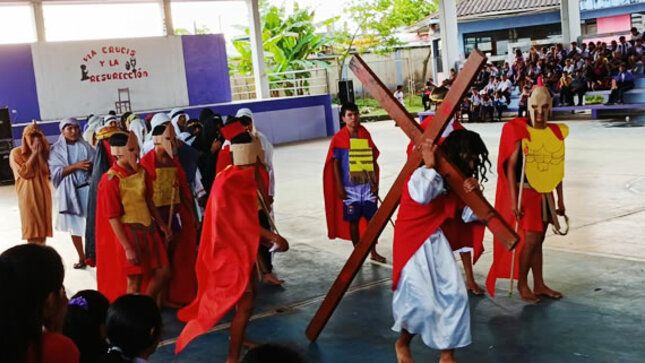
[466,280,484,296]
[518,286,540,304]
[439,349,457,363]
[370,251,386,263]
[534,284,563,299]
[262,273,285,285]
[395,339,414,363]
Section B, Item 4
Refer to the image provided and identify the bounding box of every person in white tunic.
[49,117,96,269]
[392,130,492,363]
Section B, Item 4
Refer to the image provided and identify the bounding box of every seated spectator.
[446,68,457,87]
[563,59,575,75]
[514,49,525,64]
[496,73,513,104]
[483,75,498,95]
[634,39,644,57]
[610,52,624,76]
[571,70,588,106]
[63,290,110,363]
[102,294,162,363]
[559,71,574,106]
[569,42,580,57]
[479,93,494,122]
[393,85,404,107]
[606,64,636,105]
[458,96,472,123]
[469,88,481,122]
[618,36,632,55]
[492,91,508,122]
[501,62,512,78]
[592,54,610,90]
[628,54,642,74]
[0,244,79,363]
[518,85,531,118]
[242,344,306,363]
[528,47,540,64]
[631,27,643,42]
[580,42,591,59]
[573,54,584,72]
[421,80,435,111]
[609,40,619,53]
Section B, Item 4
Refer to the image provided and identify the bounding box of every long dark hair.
[63,290,110,363]
[103,294,161,363]
[0,244,65,363]
[441,129,492,184]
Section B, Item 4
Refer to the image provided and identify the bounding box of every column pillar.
[561,0,582,44]
[438,0,459,77]
[161,0,174,36]
[247,0,270,99]
[32,0,46,42]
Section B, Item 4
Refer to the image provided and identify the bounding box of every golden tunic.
[151,167,178,208]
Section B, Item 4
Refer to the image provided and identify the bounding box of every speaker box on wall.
[0,108,13,140]
[338,80,355,105]
[0,151,14,185]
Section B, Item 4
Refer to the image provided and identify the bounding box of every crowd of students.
[423,27,644,121]
[0,244,307,363]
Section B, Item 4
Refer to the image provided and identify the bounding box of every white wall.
[31,36,189,120]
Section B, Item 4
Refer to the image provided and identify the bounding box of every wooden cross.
[305,50,519,341]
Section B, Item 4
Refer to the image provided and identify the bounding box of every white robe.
[391,167,472,350]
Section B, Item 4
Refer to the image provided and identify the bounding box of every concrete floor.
[1,119,644,362]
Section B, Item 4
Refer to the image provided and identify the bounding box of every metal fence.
[231,68,330,100]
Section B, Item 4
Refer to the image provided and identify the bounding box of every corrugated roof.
[456,0,560,18]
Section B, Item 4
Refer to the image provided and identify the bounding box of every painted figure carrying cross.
[306,51,519,352]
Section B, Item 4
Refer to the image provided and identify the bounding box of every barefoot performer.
[407,114,488,296]
[323,102,386,262]
[175,119,289,363]
[140,123,198,307]
[393,130,491,363]
[486,86,569,303]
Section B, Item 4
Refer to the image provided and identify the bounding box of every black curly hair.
[441,129,492,184]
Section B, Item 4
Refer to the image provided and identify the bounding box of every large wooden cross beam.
[305,51,519,341]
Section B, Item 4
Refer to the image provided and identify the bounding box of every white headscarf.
[128,118,148,157]
[82,115,103,145]
[169,108,188,136]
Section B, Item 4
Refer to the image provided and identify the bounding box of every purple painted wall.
[0,44,41,138]
[182,34,232,106]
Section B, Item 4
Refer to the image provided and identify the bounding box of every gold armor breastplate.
[152,167,178,207]
[108,167,152,226]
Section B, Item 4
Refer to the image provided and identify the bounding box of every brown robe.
[9,124,52,240]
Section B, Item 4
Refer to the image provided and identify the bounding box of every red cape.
[140,150,198,305]
[323,125,380,241]
[175,166,260,354]
[392,172,458,290]
[215,144,232,175]
[485,118,564,297]
[406,116,484,260]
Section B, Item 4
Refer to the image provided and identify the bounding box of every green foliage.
[229,3,331,74]
[174,24,212,36]
[332,0,437,80]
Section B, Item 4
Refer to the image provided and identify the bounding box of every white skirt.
[392,228,471,350]
[55,185,89,237]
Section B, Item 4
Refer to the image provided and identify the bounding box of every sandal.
[73,261,87,269]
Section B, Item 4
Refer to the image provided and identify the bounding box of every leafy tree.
[229,2,333,95]
[332,0,437,81]
[174,24,212,36]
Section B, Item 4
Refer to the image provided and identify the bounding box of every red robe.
[95,164,167,302]
[392,172,459,290]
[323,125,380,240]
[140,150,198,305]
[175,166,261,354]
[485,118,564,297]
[406,116,485,261]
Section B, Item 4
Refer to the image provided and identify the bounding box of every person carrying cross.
[393,129,492,363]
[323,102,386,263]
